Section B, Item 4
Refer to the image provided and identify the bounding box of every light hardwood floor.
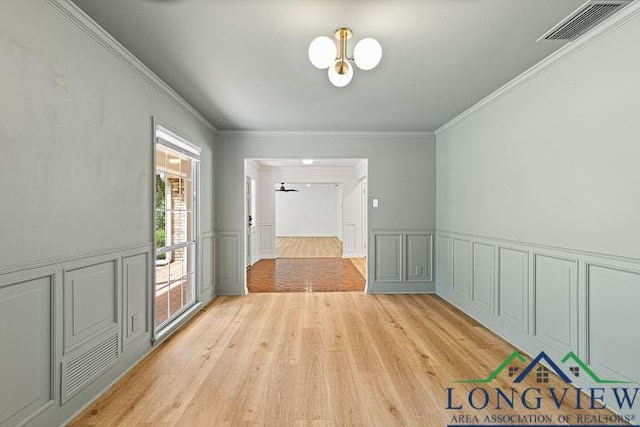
[276,237,342,258]
[70,293,616,426]
[349,257,366,278]
[274,237,366,280]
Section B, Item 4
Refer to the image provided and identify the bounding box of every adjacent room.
[1,0,639,426]
[245,158,367,293]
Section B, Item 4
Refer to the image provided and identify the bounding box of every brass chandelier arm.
[334,27,352,75]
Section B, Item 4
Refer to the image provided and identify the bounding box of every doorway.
[244,159,368,293]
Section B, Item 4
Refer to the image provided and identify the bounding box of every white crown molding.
[216,130,435,138]
[435,0,640,136]
[46,0,217,133]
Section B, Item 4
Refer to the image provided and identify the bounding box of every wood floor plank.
[70,293,626,426]
[276,237,342,258]
[349,257,366,278]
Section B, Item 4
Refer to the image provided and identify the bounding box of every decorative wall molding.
[436,229,640,412]
[373,234,403,283]
[436,235,453,290]
[497,247,529,333]
[471,242,495,314]
[406,234,433,282]
[123,253,150,350]
[0,243,153,276]
[532,254,578,355]
[435,0,640,135]
[0,274,55,427]
[370,230,435,294]
[435,229,640,264]
[63,260,118,354]
[343,222,358,256]
[259,224,275,258]
[453,238,471,298]
[215,230,243,295]
[585,263,640,383]
[249,227,260,266]
[0,244,154,427]
[45,0,216,133]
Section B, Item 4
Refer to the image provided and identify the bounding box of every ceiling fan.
[275,182,299,192]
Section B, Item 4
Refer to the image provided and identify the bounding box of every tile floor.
[247,258,365,292]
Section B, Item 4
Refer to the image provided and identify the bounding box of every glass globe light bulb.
[308,36,337,69]
[353,38,382,71]
[327,59,353,87]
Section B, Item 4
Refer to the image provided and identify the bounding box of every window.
[536,366,550,383]
[154,125,200,332]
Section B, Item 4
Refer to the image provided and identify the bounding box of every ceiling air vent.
[539,0,631,41]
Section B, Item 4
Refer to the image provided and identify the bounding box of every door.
[246,176,252,268]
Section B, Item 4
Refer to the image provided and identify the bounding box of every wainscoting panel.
[587,264,640,383]
[371,230,434,293]
[533,254,577,354]
[0,275,53,427]
[259,224,275,258]
[201,233,215,296]
[216,231,243,295]
[250,227,260,265]
[498,247,529,332]
[453,239,471,298]
[437,235,453,291]
[472,242,495,313]
[436,230,640,417]
[343,222,357,256]
[374,234,402,283]
[122,253,148,350]
[63,261,118,354]
[0,243,160,426]
[406,234,433,282]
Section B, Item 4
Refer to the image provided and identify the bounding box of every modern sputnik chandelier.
[308,28,382,87]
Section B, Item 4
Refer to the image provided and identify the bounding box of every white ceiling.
[72,0,586,131]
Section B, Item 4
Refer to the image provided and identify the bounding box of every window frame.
[152,120,201,340]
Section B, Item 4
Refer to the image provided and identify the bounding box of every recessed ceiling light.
[302,159,314,165]
[306,184,312,187]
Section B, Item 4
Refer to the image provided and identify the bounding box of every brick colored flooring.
[247,258,365,292]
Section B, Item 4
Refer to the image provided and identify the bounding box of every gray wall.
[436,14,640,261]
[0,1,215,426]
[436,4,640,417]
[215,132,436,294]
